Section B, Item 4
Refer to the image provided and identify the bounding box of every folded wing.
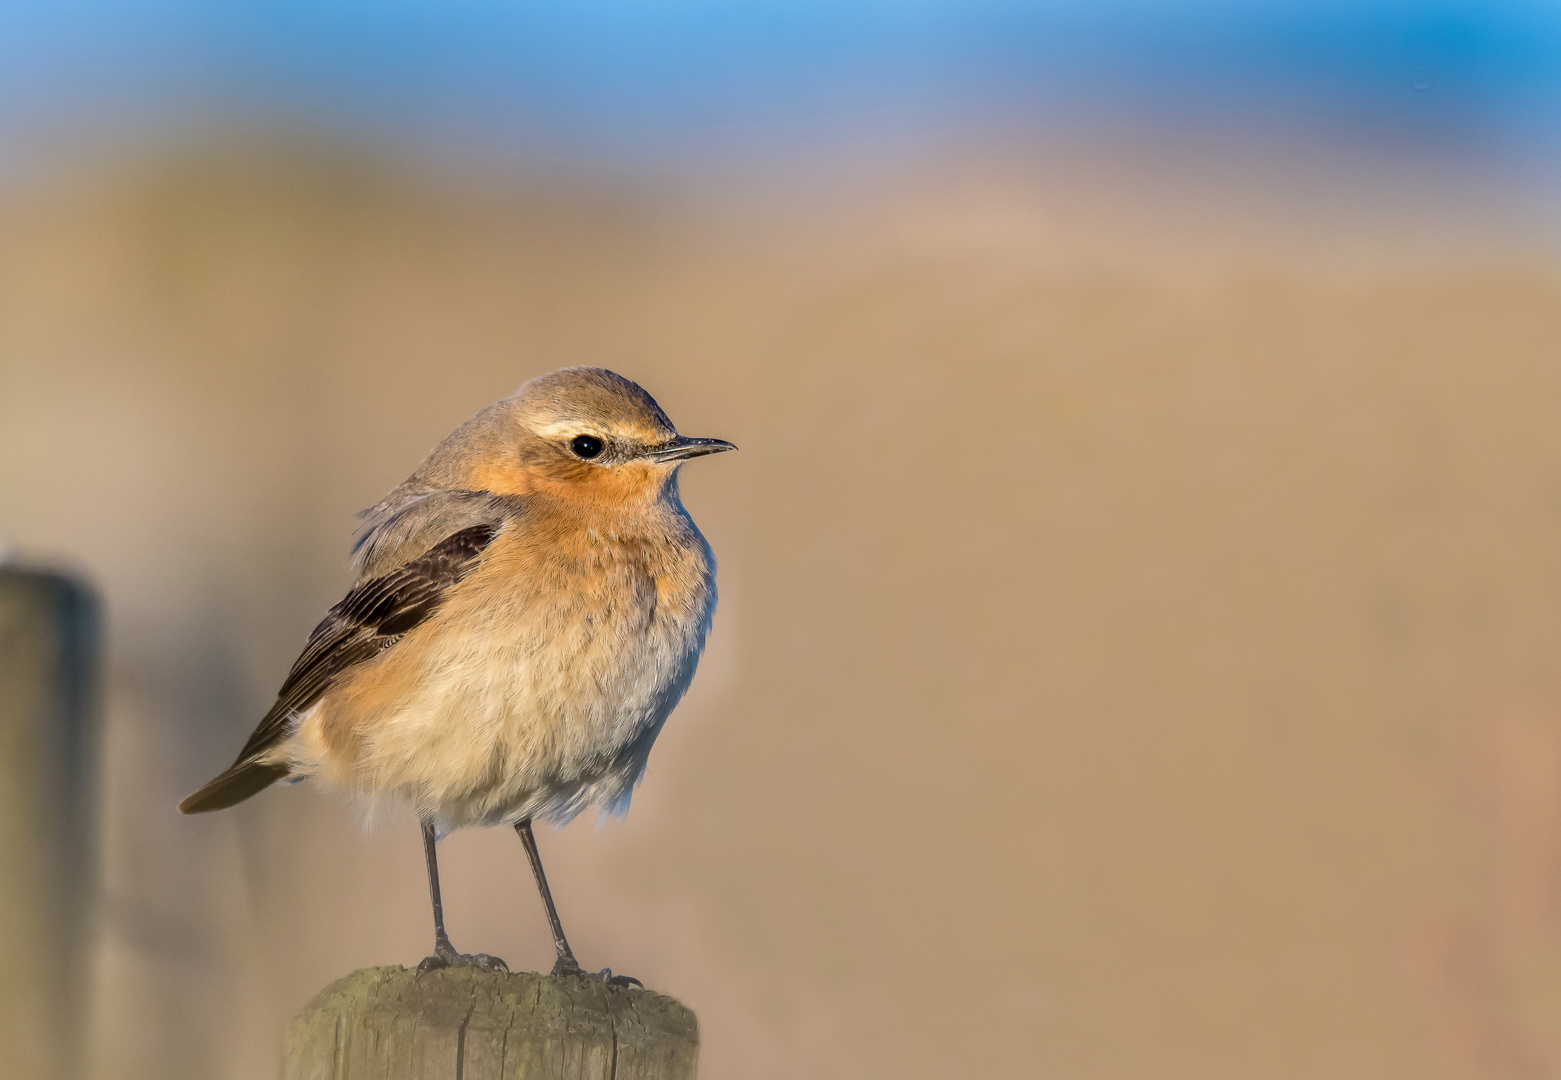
[178,523,499,813]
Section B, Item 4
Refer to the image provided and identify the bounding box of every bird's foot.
[550,954,642,989]
[418,940,509,973]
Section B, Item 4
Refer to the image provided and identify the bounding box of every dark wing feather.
[353,488,514,579]
[178,523,498,813]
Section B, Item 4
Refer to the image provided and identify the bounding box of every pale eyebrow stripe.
[533,419,671,442]
[533,421,589,438]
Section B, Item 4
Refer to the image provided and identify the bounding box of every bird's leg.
[422,819,457,960]
[516,819,641,987]
[417,819,508,972]
[515,819,585,976]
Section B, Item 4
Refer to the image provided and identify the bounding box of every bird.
[179,367,734,980]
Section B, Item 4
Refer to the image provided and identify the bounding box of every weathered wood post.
[282,966,699,1080]
[0,564,99,1080]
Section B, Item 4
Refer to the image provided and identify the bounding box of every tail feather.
[178,761,290,814]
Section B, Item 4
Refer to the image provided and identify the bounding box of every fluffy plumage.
[180,367,728,834]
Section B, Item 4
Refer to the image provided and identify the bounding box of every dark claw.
[548,958,642,989]
[419,950,509,972]
[551,955,587,979]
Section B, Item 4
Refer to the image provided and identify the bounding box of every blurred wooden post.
[282,966,699,1080]
[0,565,99,1080]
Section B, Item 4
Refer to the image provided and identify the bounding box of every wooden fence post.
[0,565,99,1080]
[282,966,699,1080]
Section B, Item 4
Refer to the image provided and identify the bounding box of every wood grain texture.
[282,967,698,1080]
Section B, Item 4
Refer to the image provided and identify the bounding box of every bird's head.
[429,367,735,505]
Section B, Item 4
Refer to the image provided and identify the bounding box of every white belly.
[286,535,715,831]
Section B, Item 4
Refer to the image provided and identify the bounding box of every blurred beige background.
[2,136,1561,1078]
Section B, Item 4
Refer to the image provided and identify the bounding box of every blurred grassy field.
[2,136,1561,1079]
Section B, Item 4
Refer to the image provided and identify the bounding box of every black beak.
[644,435,738,462]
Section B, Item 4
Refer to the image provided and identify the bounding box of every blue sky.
[3,1,1560,167]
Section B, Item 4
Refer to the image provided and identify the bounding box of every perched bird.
[180,367,734,978]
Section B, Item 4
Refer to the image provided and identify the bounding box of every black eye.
[570,434,604,460]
